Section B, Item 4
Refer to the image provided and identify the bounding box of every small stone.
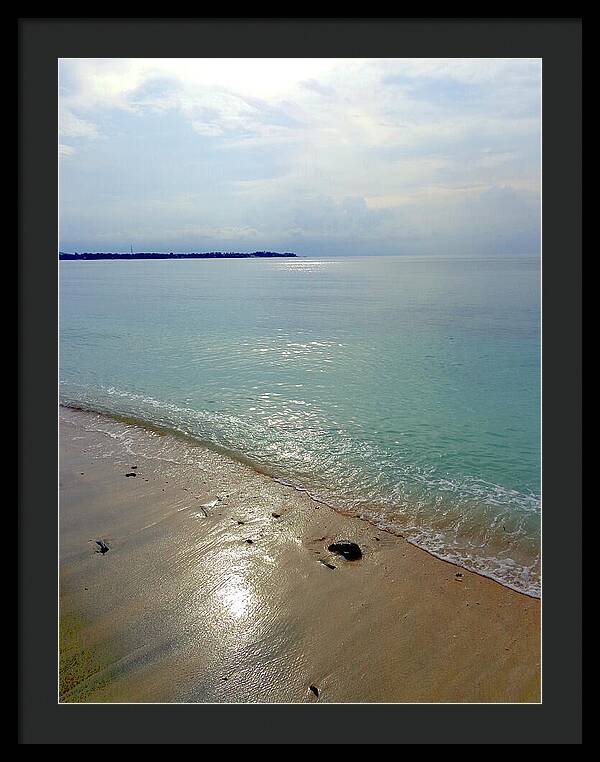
[271,512,281,518]
[245,539,254,544]
[94,540,109,554]
[309,685,319,698]
[125,472,137,478]
[328,541,362,561]
[320,560,336,570]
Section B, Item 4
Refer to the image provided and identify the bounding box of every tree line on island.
[59,251,297,260]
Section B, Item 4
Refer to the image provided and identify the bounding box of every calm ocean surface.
[60,256,541,595]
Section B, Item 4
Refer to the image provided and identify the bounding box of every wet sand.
[59,407,541,703]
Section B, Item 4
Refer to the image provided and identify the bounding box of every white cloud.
[59,58,541,255]
[60,108,99,139]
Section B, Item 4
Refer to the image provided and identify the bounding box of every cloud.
[60,109,99,139]
[59,58,541,256]
[301,79,335,97]
[59,143,75,158]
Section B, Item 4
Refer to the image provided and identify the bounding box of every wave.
[59,383,541,597]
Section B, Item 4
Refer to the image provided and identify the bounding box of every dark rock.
[271,512,281,518]
[94,540,109,554]
[320,560,336,570]
[125,472,137,478]
[131,465,138,469]
[327,541,362,560]
[245,539,254,544]
[237,521,245,525]
[309,685,319,698]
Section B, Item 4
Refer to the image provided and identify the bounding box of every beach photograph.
[58,57,542,704]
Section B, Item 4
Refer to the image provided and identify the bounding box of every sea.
[59,255,541,596]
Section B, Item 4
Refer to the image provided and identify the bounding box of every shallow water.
[60,255,540,595]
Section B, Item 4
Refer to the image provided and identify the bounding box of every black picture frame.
[19,18,582,744]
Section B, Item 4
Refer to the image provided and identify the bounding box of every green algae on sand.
[59,609,114,703]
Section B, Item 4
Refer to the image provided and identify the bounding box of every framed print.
[19,18,581,744]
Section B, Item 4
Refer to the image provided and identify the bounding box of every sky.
[59,58,541,257]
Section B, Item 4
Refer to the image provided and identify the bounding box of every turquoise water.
[59,256,541,595]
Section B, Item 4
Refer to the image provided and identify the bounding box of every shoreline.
[60,402,540,598]
[60,406,541,703]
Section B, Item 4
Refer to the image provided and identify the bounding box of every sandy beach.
[59,406,540,703]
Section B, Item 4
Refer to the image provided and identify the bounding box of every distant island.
[59,251,297,260]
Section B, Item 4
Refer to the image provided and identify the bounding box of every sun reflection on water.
[216,572,255,620]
